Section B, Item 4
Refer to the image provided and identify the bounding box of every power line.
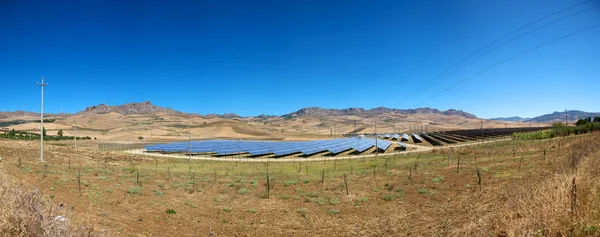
[410,23,600,107]
[391,0,598,106]
[404,4,600,102]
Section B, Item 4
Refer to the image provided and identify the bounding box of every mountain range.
[284,107,477,118]
[3,101,598,123]
[490,110,600,123]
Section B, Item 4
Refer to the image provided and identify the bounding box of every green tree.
[8,129,16,138]
[42,127,46,137]
[57,129,63,137]
[138,136,144,141]
[575,119,589,126]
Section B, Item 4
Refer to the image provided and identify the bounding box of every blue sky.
[1,0,599,118]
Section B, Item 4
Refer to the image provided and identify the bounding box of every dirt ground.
[0,133,598,236]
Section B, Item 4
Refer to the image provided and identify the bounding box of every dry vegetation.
[0,132,599,236]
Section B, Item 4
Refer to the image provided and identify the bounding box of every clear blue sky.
[1,0,599,118]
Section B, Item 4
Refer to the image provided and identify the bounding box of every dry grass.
[0,171,78,236]
[0,134,599,236]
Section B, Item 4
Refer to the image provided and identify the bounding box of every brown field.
[3,112,539,143]
[1,132,599,236]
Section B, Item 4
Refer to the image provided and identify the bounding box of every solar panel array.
[401,134,410,141]
[412,133,424,143]
[391,134,400,140]
[146,138,393,157]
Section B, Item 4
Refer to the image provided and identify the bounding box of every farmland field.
[1,132,599,236]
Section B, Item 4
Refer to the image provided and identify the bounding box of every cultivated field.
[1,133,599,236]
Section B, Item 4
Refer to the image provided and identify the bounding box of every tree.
[8,129,16,138]
[575,119,590,126]
[138,136,145,141]
[594,116,600,122]
[42,127,46,137]
[57,129,63,137]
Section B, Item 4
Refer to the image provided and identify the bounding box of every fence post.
[266,173,270,199]
[343,174,349,195]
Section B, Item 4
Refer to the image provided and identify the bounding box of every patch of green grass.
[328,209,341,215]
[295,188,303,192]
[127,186,142,195]
[60,177,69,183]
[81,180,89,187]
[432,176,444,183]
[329,198,340,205]
[373,187,381,192]
[249,180,257,186]
[228,182,235,188]
[418,188,429,194]
[238,188,249,194]
[50,186,56,191]
[383,194,395,201]
[465,184,471,189]
[284,179,298,187]
[98,176,108,180]
[165,209,176,215]
[303,179,311,184]
[317,197,327,205]
[223,207,232,213]
[153,190,165,196]
[293,195,300,200]
[247,208,256,213]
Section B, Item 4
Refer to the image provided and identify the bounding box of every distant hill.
[284,107,477,119]
[80,101,182,115]
[0,110,69,119]
[489,116,531,122]
[526,110,600,123]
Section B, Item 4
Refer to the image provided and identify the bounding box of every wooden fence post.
[344,174,349,195]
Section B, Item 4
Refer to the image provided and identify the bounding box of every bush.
[165,209,176,215]
[127,186,142,194]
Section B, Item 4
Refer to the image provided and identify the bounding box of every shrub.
[127,186,142,194]
[166,209,176,215]
[247,208,256,213]
[383,194,395,201]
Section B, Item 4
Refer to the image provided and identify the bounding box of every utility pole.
[36,77,48,162]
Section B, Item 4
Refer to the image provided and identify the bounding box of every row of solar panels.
[379,133,410,141]
[146,138,393,157]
